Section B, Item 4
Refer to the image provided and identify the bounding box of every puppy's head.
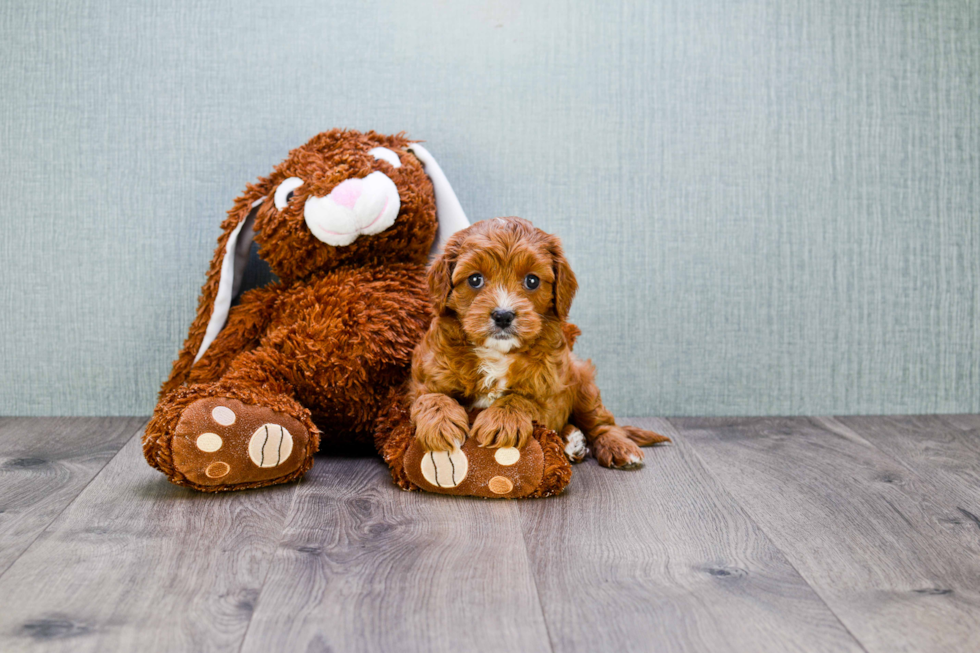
[429,217,578,352]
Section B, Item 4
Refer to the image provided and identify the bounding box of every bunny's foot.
[145,385,319,492]
[169,397,315,490]
[375,392,571,499]
[401,423,571,499]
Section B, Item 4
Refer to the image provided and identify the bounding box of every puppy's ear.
[427,230,465,315]
[547,234,578,320]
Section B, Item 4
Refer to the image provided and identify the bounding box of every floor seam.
[516,502,559,653]
[235,475,305,653]
[666,417,873,653]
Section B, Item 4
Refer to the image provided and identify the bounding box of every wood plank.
[519,418,862,653]
[0,417,145,576]
[935,414,980,433]
[835,415,980,510]
[240,455,553,653]
[0,432,297,653]
[673,416,980,653]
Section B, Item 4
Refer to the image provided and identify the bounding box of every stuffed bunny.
[143,129,469,491]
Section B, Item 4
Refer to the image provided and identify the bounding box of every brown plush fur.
[407,217,670,469]
[144,130,440,491]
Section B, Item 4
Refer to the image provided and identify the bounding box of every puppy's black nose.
[491,308,515,329]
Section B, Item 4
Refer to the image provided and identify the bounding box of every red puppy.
[409,217,669,468]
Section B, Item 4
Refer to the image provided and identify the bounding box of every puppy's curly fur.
[408,217,670,469]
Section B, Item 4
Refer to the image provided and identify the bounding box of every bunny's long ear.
[159,181,271,397]
[192,199,261,364]
[406,143,469,258]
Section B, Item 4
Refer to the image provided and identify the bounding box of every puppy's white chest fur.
[472,345,513,409]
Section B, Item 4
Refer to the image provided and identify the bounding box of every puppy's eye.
[467,273,484,289]
[274,177,304,210]
[524,274,540,290]
[368,147,402,169]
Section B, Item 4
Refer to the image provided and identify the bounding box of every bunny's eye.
[274,177,304,210]
[368,147,402,169]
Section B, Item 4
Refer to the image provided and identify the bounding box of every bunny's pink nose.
[329,178,363,209]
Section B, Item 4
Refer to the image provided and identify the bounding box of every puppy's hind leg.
[560,424,588,463]
[570,361,669,470]
[591,426,646,470]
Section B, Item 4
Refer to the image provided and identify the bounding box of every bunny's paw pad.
[171,397,311,488]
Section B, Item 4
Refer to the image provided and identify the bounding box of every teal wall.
[1,0,978,416]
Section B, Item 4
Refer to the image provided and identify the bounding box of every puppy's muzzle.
[491,308,516,330]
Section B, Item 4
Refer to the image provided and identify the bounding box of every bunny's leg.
[374,394,573,499]
[145,348,319,492]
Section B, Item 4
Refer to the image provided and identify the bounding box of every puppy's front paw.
[411,393,469,452]
[471,407,533,449]
[593,433,645,469]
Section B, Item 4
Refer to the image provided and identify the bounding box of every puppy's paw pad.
[614,454,644,470]
[595,436,646,470]
[420,447,469,488]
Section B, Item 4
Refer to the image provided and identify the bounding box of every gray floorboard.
[0,432,298,653]
[0,417,144,576]
[673,416,980,653]
[1,416,978,652]
[519,418,863,653]
[240,456,553,653]
[839,415,980,512]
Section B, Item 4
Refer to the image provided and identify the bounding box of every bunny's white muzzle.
[303,171,401,247]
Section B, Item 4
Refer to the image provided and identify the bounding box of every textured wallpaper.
[1,0,978,416]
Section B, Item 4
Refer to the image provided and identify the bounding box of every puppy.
[408,217,669,469]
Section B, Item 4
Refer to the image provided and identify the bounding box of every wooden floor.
[1,416,979,652]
